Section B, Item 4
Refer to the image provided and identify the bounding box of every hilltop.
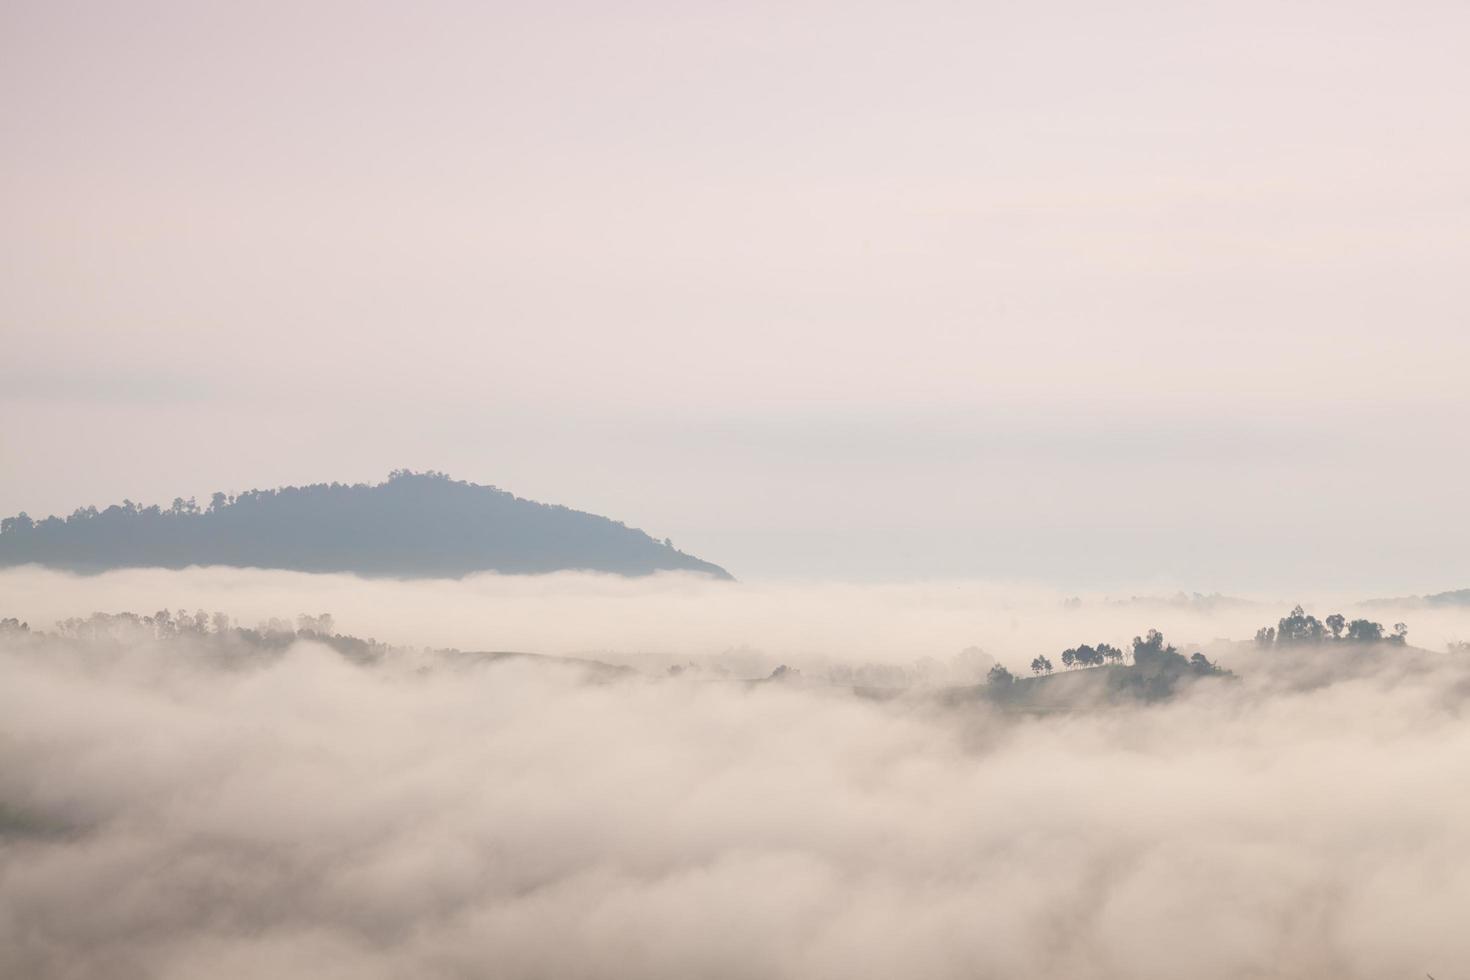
[1362,588,1470,609]
[0,470,733,580]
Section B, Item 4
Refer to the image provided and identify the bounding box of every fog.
[4,570,1470,978]
[7,565,1470,676]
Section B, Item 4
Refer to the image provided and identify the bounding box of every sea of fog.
[5,565,1470,675]
[4,566,1470,979]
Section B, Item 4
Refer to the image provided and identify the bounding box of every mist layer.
[3,611,1468,979]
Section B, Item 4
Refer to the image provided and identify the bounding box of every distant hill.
[0,470,733,580]
[1361,588,1470,609]
[1104,591,1260,611]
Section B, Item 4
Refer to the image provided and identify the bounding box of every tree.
[1277,605,1325,644]
[297,613,335,635]
[1255,626,1276,647]
[176,609,210,634]
[987,663,1015,685]
[1326,613,1346,640]
[148,609,175,637]
[1132,629,1187,669]
[1061,649,1077,670]
[1133,629,1164,665]
[1099,643,1124,665]
[0,513,33,534]
[1030,655,1053,675]
[1391,622,1408,645]
[1346,619,1384,643]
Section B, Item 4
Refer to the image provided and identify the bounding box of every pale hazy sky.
[3,0,1468,589]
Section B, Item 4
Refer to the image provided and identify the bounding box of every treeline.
[988,629,1225,685]
[1028,642,1126,674]
[0,470,733,579]
[983,629,1229,704]
[0,609,389,664]
[1254,605,1407,647]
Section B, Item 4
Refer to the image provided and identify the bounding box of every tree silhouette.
[1346,619,1384,643]
[1252,607,1407,649]
[1189,652,1221,673]
[987,663,1015,685]
[1131,629,1188,669]
[1277,605,1325,644]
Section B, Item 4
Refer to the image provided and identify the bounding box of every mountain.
[1361,588,1470,609]
[0,470,733,580]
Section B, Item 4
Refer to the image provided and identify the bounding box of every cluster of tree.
[25,609,389,664]
[0,470,733,580]
[991,629,1224,688]
[54,608,233,639]
[1130,628,1223,674]
[1028,642,1125,674]
[1254,606,1407,647]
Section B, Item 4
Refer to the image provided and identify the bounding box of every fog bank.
[6,566,1469,678]
[2,620,1469,979]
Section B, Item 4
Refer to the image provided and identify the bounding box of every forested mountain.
[0,471,733,579]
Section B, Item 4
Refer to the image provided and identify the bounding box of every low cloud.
[3,571,1470,978]
[12,565,1467,674]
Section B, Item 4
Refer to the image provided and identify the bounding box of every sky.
[3,0,1468,590]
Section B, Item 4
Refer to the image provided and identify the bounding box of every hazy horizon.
[5,565,1470,674]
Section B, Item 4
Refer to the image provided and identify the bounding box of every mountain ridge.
[1360,588,1470,609]
[0,470,733,580]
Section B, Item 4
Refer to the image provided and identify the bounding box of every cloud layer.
[5,565,1470,672]
[4,573,1470,978]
